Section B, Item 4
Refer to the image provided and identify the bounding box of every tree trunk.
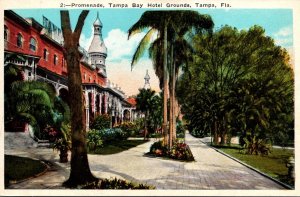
[172,57,177,143]
[213,121,219,145]
[168,43,174,150]
[163,25,169,147]
[60,10,97,187]
[144,111,148,140]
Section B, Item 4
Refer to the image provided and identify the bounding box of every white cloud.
[104,28,147,61]
[79,27,160,96]
[79,26,94,51]
[273,26,293,47]
[274,26,293,37]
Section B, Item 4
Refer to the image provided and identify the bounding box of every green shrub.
[169,142,194,161]
[189,129,206,138]
[81,178,155,189]
[243,136,271,156]
[98,128,128,143]
[90,114,111,130]
[87,129,103,152]
[117,121,136,136]
[150,141,168,156]
[176,121,185,138]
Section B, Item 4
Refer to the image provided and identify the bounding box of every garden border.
[198,139,294,190]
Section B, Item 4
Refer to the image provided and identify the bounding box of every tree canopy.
[177,25,294,146]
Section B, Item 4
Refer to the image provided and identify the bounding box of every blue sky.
[13,9,294,96]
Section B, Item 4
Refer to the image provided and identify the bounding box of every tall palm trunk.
[61,10,97,187]
[163,25,169,146]
[172,60,177,142]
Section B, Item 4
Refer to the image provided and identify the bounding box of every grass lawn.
[5,155,47,187]
[88,140,148,155]
[217,146,294,187]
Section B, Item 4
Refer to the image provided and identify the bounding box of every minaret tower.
[88,12,107,77]
[144,70,151,89]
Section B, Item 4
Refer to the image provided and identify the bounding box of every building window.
[29,37,37,51]
[4,26,8,41]
[54,54,58,65]
[17,33,23,48]
[43,49,48,61]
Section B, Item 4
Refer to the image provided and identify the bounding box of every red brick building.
[4,10,138,131]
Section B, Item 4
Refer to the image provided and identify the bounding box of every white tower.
[144,70,151,89]
[88,12,107,77]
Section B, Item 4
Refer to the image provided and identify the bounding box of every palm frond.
[131,28,157,69]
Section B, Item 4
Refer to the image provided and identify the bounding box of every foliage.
[4,61,70,141]
[52,123,71,152]
[117,121,136,137]
[87,129,103,152]
[81,178,155,189]
[129,10,214,148]
[169,142,194,161]
[176,121,185,138]
[149,140,194,161]
[150,141,168,156]
[5,155,47,187]
[90,114,111,130]
[5,80,56,136]
[243,136,271,156]
[189,129,207,138]
[98,128,129,143]
[42,126,59,142]
[147,94,163,134]
[131,118,145,136]
[177,25,294,146]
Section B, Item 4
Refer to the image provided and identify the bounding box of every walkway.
[5,132,285,189]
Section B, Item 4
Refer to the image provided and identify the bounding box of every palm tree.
[135,88,156,140]
[128,11,169,146]
[60,10,97,187]
[129,11,214,148]
[6,80,56,135]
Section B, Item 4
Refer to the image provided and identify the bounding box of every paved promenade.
[5,132,285,190]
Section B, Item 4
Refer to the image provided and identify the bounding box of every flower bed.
[148,141,194,161]
[81,178,155,189]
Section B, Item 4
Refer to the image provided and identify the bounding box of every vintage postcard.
[1,0,299,196]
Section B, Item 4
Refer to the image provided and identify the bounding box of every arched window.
[17,33,23,48]
[29,37,37,51]
[4,26,8,41]
[43,49,48,61]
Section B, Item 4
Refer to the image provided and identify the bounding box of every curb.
[198,139,294,190]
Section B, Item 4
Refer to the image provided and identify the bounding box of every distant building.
[4,10,137,131]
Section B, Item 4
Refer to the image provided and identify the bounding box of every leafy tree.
[135,88,156,139]
[148,94,163,134]
[60,10,97,186]
[177,25,294,147]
